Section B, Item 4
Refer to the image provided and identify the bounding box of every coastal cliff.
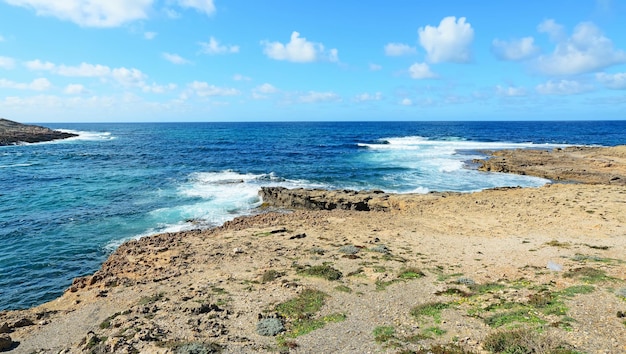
[1,146,625,353]
[0,118,77,146]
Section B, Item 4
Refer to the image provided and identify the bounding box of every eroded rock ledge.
[476,145,626,185]
[0,118,77,146]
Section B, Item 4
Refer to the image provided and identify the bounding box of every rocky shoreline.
[1,146,625,353]
[0,118,77,146]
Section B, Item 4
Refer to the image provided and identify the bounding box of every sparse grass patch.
[423,326,446,337]
[410,302,451,323]
[562,267,609,283]
[295,264,342,281]
[275,289,327,319]
[483,308,545,328]
[559,285,595,297]
[584,243,610,250]
[545,240,570,248]
[339,245,360,255]
[435,287,472,297]
[401,343,475,354]
[483,328,578,353]
[398,267,425,279]
[99,312,121,329]
[334,285,352,293]
[261,270,284,283]
[469,282,506,294]
[373,325,396,344]
[375,279,401,291]
[138,292,165,306]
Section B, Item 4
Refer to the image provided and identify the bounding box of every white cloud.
[261,31,338,63]
[0,56,15,69]
[536,79,592,95]
[163,52,191,65]
[144,31,157,40]
[255,83,278,94]
[298,91,341,103]
[0,77,51,91]
[233,74,251,81]
[537,19,565,42]
[496,85,527,97]
[24,59,55,71]
[187,81,240,97]
[111,67,147,87]
[400,98,413,106]
[418,16,474,63]
[0,35,5,42]
[492,37,539,61]
[3,0,153,27]
[408,62,436,79]
[199,36,239,55]
[143,83,177,94]
[384,43,416,56]
[64,84,87,95]
[354,92,383,102]
[596,72,626,89]
[535,21,626,75]
[57,63,112,77]
[369,63,382,71]
[176,0,215,15]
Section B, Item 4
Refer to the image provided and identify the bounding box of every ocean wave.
[0,163,34,169]
[58,129,115,141]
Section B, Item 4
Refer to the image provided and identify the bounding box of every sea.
[1,121,624,310]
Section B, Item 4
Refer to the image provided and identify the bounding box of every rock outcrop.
[476,146,626,185]
[0,118,77,146]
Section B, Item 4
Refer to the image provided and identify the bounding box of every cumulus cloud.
[298,91,341,103]
[233,74,251,81]
[537,19,566,42]
[408,62,436,79]
[492,37,539,61]
[252,83,278,99]
[596,72,626,89]
[163,52,191,64]
[3,0,153,27]
[418,16,474,63]
[0,56,15,69]
[261,32,338,63]
[64,84,87,95]
[535,21,626,76]
[187,81,240,97]
[496,85,527,97]
[199,37,239,55]
[400,98,413,106]
[354,92,383,102]
[535,79,592,95]
[25,59,55,71]
[384,43,416,56]
[0,77,51,91]
[176,0,215,15]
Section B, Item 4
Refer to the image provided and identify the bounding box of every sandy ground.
[1,147,625,354]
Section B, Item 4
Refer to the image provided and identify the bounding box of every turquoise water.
[1,121,624,310]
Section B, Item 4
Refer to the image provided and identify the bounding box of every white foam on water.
[360,136,563,193]
[58,129,115,141]
[0,163,34,169]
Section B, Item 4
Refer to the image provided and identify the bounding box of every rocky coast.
[0,119,77,146]
[1,146,625,353]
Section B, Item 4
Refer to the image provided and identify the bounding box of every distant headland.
[0,118,78,146]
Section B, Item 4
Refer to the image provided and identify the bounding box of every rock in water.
[0,118,78,146]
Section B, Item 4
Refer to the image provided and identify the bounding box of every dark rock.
[0,118,78,146]
[12,318,33,328]
[0,334,14,351]
[0,323,8,334]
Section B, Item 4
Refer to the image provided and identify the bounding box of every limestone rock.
[0,118,77,146]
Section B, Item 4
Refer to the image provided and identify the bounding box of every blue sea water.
[1,121,624,310]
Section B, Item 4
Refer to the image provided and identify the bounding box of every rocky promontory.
[0,118,77,146]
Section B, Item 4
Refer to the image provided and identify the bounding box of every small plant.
[256,318,285,337]
[334,285,352,293]
[373,325,395,344]
[423,326,447,337]
[483,309,545,328]
[559,285,595,297]
[545,240,570,248]
[435,288,472,297]
[276,289,327,319]
[616,287,626,299]
[563,267,609,282]
[483,328,576,353]
[338,245,360,255]
[174,342,223,354]
[455,277,476,286]
[410,302,451,323]
[138,292,164,306]
[261,270,284,283]
[398,267,425,279]
[296,264,342,281]
[99,312,121,329]
[470,282,506,294]
[310,247,325,255]
[370,245,390,254]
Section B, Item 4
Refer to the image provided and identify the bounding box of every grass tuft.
[295,264,342,281]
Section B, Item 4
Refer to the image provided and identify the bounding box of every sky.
[1,0,626,122]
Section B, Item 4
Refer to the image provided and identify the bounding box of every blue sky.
[1,0,625,122]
